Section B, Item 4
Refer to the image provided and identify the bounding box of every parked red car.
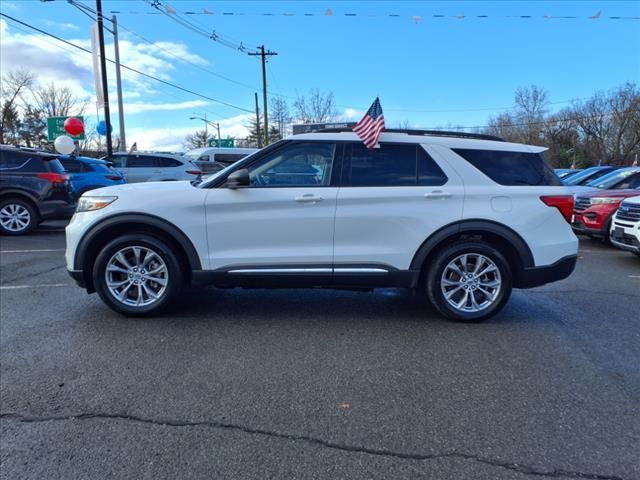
[572,189,640,242]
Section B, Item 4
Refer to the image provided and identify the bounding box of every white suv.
[66,130,578,322]
[104,152,201,183]
[610,195,640,256]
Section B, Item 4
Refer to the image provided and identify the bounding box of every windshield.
[586,168,638,189]
[563,167,609,186]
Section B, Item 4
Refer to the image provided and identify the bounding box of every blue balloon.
[96,120,112,136]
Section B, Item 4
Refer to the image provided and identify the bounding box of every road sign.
[208,138,235,148]
[47,116,85,141]
[292,122,356,135]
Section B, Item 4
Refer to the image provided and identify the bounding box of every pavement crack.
[527,289,639,299]
[0,412,624,480]
[0,264,66,285]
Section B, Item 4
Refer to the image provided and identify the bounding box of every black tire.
[426,241,513,323]
[93,234,183,317]
[0,198,39,235]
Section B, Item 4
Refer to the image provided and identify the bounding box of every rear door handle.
[295,194,323,203]
[424,190,452,199]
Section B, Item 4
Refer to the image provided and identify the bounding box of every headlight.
[76,196,118,212]
[589,197,622,205]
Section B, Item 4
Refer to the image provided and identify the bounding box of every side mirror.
[227,168,250,189]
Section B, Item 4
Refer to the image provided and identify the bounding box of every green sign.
[208,138,235,148]
[47,116,85,141]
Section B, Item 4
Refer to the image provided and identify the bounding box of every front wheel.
[93,234,183,316]
[426,241,512,323]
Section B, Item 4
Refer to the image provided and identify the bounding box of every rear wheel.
[426,241,512,323]
[0,198,38,235]
[93,234,183,316]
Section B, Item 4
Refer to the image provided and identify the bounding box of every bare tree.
[293,89,338,124]
[574,82,640,165]
[514,85,549,144]
[30,83,90,118]
[0,70,35,144]
[184,129,209,149]
[396,120,411,129]
[270,96,291,138]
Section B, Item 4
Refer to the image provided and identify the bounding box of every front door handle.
[295,194,323,203]
[424,190,452,200]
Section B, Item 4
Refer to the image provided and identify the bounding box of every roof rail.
[316,128,505,142]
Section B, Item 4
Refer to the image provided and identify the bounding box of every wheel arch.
[410,220,535,289]
[74,213,202,292]
[0,189,40,215]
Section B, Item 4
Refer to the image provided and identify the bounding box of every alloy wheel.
[105,246,169,307]
[440,253,502,313]
[0,204,31,232]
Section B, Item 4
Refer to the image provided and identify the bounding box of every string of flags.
[112,8,639,22]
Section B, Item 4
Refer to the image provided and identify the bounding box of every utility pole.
[96,0,112,156]
[112,15,126,151]
[248,46,277,146]
[204,113,209,147]
[254,92,262,148]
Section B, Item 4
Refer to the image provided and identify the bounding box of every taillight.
[105,175,123,181]
[37,172,69,184]
[541,195,574,223]
[186,170,202,175]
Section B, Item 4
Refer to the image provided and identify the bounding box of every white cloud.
[43,20,80,32]
[0,19,208,106]
[118,100,210,115]
[341,108,362,120]
[127,113,252,151]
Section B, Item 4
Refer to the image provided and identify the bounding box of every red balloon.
[63,117,84,136]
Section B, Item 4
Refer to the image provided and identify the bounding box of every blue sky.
[1,0,639,150]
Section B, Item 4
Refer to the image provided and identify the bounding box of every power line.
[50,1,599,115]
[61,0,263,93]
[0,13,254,114]
[115,23,262,92]
[111,7,640,21]
[437,109,640,131]
[145,0,260,55]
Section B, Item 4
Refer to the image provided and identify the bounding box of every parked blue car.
[58,155,126,197]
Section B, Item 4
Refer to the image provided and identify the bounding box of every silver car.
[104,152,201,183]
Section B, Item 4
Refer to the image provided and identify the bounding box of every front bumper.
[518,255,578,288]
[610,219,640,253]
[571,219,604,237]
[67,269,86,288]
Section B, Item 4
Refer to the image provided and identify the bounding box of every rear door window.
[60,159,92,173]
[127,156,155,168]
[452,148,560,186]
[0,151,29,170]
[153,157,182,168]
[347,143,447,187]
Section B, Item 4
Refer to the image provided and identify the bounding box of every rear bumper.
[518,255,577,288]
[39,201,76,220]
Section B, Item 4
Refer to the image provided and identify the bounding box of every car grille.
[616,202,640,222]
[613,233,640,248]
[574,197,591,212]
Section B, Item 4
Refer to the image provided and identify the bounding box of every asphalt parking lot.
[1,222,639,480]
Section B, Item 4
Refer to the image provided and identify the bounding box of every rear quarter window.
[452,148,560,186]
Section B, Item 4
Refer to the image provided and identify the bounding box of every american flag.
[353,97,385,149]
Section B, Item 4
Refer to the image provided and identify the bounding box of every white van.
[183,147,258,167]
